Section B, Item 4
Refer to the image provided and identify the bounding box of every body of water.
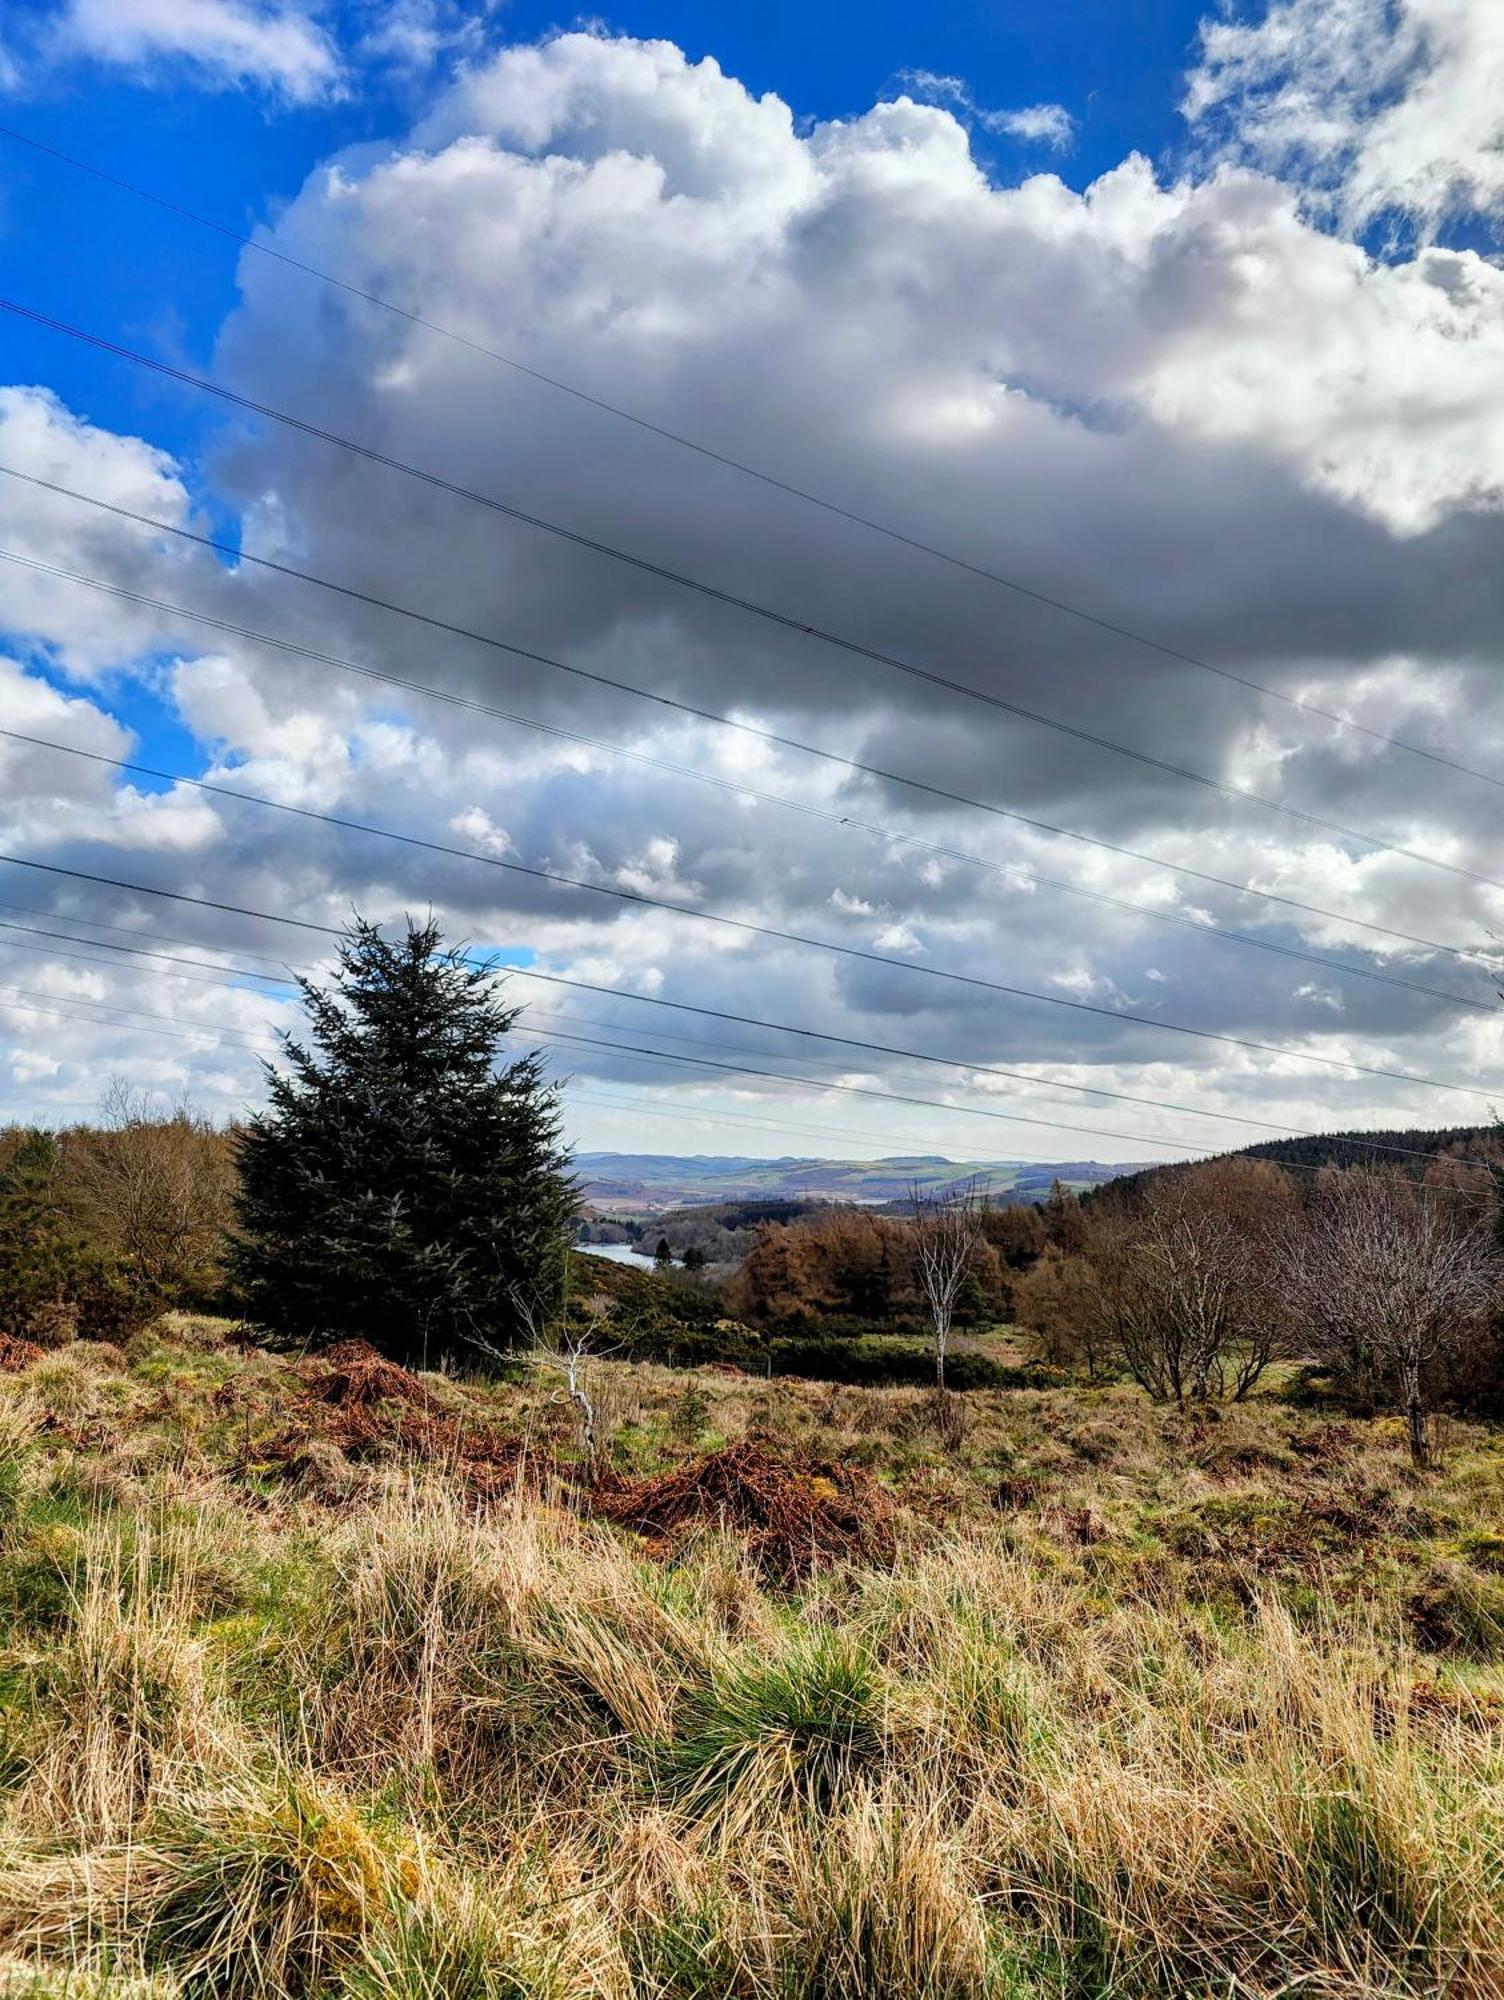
[578,1241,660,1271]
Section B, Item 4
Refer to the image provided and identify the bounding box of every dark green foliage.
[1096,1126,1499,1211]
[0,1133,70,1340]
[668,1379,712,1446]
[0,1130,142,1345]
[764,1337,1057,1391]
[231,917,576,1365]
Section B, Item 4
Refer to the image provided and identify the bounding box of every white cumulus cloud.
[32,0,339,101]
[1184,0,1504,240]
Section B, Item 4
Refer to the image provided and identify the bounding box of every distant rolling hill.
[574,1151,1154,1212]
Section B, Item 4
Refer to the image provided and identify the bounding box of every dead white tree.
[910,1178,986,1396]
[555,1293,619,1459]
[516,1253,620,1465]
[1286,1168,1497,1467]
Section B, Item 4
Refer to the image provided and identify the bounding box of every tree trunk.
[1406,1392,1429,1469]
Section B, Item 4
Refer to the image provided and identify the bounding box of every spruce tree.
[231,917,576,1364]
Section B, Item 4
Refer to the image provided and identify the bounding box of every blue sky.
[0,0,1207,471]
[2,0,1503,1160]
[0,0,1214,828]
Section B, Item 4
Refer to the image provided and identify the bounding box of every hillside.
[0,1317,1499,1996]
[1093,1123,1501,1207]
[576,1150,1152,1211]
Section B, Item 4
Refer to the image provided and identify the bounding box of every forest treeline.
[10,1097,1502,1457]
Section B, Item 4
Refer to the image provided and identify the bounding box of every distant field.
[575,1150,1145,1211]
[0,1317,1500,1997]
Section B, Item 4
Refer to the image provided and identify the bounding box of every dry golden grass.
[0,1322,1501,1996]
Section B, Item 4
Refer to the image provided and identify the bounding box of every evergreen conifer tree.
[231,917,575,1363]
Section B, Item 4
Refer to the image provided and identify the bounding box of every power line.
[0,929,1220,1156]
[4,891,1487,1177]
[481,1022,1504,1194]
[6,725,1498,1109]
[0,922,1266,1154]
[0,852,337,938]
[0,896,1388,1142]
[0,983,281,1053]
[5,299,1500,891]
[0,893,301,973]
[5,548,1494,1018]
[2,898,1475,1162]
[511,1017,1494,1171]
[0,921,297,990]
[509,1022,1216,1155]
[2,505,1492,975]
[0,121,1496,797]
[562,1085,1121,1166]
[5,982,1490,1204]
[0,984,1192,1168]
[469,967,1497,1133]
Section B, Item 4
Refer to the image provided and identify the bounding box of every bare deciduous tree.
[1014,1245,1113,1380]
[1082,1161,1296,1404]
[910,1178,987,1396]
[66,1080,236,1304]
[1286,1167,1497,1467]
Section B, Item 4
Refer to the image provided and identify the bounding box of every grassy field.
[1,1318,1502,1997]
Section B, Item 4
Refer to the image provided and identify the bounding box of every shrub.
[148,1779,416,1999]
[0,1134,148,1348]
[1407,1562,1504,1657]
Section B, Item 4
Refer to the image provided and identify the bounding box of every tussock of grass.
[661,1631,889,1822]
[0,1324,1500,1996]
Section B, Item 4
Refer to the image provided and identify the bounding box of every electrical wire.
[0,927,1267,1155]
[1,881,1491,1172]
[4,300,1501,891]
[0,899,1405,1141]
[4,725,1499,1109]
[0,140,1494,793]
[4,547,1495,1015]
